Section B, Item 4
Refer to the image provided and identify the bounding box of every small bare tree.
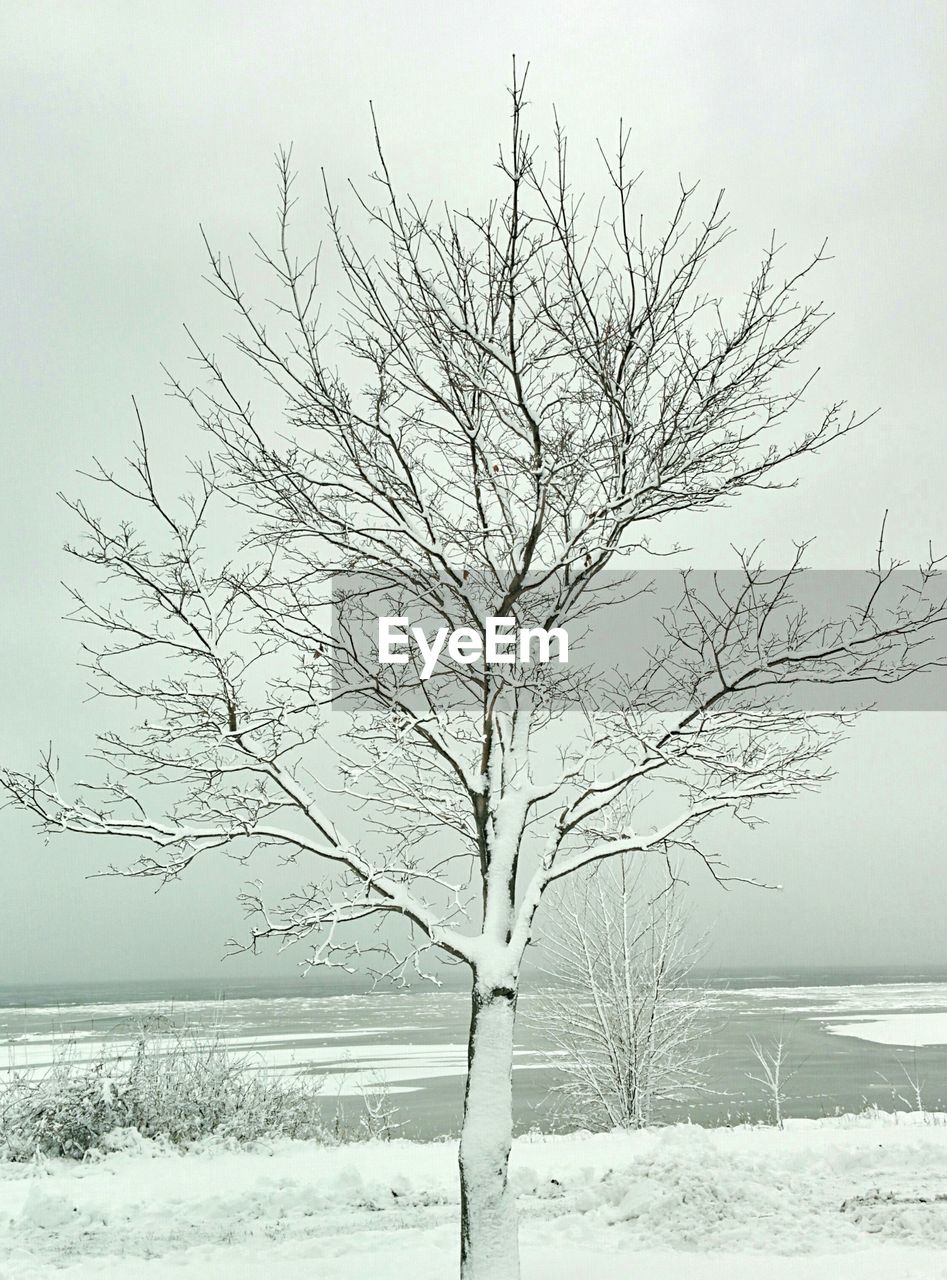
[3,68,947,1278]
[358,1072,405,1141]
[747,1029,799,1129]
[879,1051,927,1115]
[538,864,712,1129]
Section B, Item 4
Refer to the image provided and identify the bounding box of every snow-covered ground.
[1,1113,946,1279]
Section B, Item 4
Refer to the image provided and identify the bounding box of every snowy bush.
[0,1024,331,1160]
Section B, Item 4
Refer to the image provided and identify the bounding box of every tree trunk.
[459,981,519,1280]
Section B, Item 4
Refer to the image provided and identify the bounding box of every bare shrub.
[0,1021,329,1160]
[536,864,713,1129]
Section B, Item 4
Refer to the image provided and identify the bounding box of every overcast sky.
[1,1,945,984]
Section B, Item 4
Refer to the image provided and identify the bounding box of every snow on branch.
[3,85,945,993]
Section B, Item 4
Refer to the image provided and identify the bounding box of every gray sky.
[1,1,945,983]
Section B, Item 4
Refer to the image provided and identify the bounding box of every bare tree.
[879,1051,927,1115]
[747,1028,800,1129]
[4,69,947,1278]
[537,863,712,1129]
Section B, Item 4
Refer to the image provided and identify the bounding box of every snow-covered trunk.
[459,980,519,1280]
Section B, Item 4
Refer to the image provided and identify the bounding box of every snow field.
[1,1112,946,1278]
[826,1014,947,1047]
